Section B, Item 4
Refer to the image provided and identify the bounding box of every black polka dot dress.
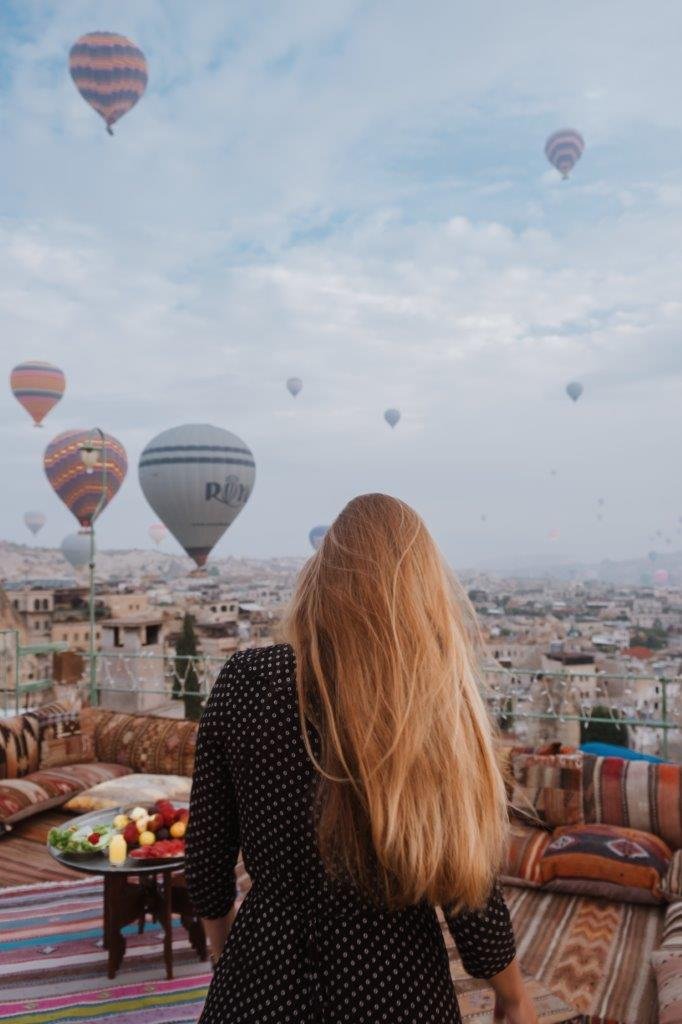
[185,644,516,1023]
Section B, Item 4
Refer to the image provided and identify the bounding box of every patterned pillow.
[0,714,40,779]
[651,949,682,1024]
[661,901,682,948]
[583,754,682,851]
[35,702,94,769]
[0,763,131,826]
[500,823,551,888]
[92,711,197,776]
[63,772,191,812]
[511,751,584,828]
[539,823,672,905]
[663,850,682,902]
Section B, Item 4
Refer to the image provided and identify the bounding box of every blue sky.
[0,0,681,569]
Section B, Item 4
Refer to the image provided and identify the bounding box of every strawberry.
[87,832,100,845]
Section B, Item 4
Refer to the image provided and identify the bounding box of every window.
[42,599,48,610]
[62,633,67,642]
[34,599,40,611]
[144,624,160,646]
[221,605,227,612]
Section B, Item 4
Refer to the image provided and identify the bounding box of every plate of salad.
[48,821,117,856]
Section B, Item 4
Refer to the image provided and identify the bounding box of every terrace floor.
[0,809,81,886]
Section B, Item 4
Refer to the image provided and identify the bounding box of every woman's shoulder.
[218,643,295,690]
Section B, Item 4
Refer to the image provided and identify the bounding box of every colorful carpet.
[0,878,661,1023]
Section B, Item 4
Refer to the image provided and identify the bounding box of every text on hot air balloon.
[205,475,250,508]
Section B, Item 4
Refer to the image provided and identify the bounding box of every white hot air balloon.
[309,525,328,551]
[61,530,91,570]
[24,510,46,536]
[148,523,167,546]
[138,424,256,567]
[286,377,302,398]
[384,408,401,428]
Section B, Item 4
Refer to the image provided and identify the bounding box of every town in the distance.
[2,538,679,763]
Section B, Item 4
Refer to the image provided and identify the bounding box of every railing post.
[661,678,668,761]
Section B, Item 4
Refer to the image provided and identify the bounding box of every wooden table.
[47,807,207,979]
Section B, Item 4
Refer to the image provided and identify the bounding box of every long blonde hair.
[285,493,508,911]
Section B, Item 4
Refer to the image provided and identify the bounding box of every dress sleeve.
[442,881,516,979]
[184,654,242,920]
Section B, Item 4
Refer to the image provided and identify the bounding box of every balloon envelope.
[309,525,328,551]
[654,569,669,584]
[648,551,658,563]
[138,424,256,567]
[545,129,585,179]
[286,377,302,397]
[148,523,167,546]
[44,429,128,528]
[24,511,46,536]
[61,531,91,570]
[69,32,148,134]
[10,361,65,426]
[384,408,401,428]
[566,381,583,402]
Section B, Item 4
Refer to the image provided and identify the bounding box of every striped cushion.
[501,823,551,887]
[0,715,40,779]
[0,763,131,825]
[92,711,197,776]
[583,755,682,850]
[661,901,682,948]
[35,701,94,769]
[651,949,682,1024]
[511,752,584,828]
[663,850,682,901]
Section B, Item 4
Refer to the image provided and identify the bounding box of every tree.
[175,613,203,721]
[580,704,628,747]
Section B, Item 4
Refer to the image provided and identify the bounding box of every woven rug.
[0,878,657,1023]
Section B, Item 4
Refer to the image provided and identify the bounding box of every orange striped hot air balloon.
[69,32,148,135]
[44,429,128,527]
[10,361,66,426]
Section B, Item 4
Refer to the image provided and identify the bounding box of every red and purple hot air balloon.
[69,32,148,135]
[10,361,65,426]
[545,129,585,179]
[43,429,127,527]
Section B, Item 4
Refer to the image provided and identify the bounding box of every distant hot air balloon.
[69,32,148,135]
[648,551,658,564]
[654,568,669,585]
[384,408,401,429]
[481,514,487,523]
[24,511,46,536]
[10,361,65,427]
[138,424,256,567]
[286,377,302,398]
[44,429,127,527]
[597,498,605,507]
[61,531,91,570]
[566,381,583,403]
[549,468,557,478]
[596,513,603,522]
[148,523,167,546]
[545,129,585,179]
[309,525,328,551]
[548,528,560,541]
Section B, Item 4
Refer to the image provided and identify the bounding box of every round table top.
[47,804,187,877]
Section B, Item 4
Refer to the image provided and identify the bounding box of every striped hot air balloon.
[545,129,585,179]
[43,429,127,527]
[10,361,65,426]
[69,32,148,135]
[138,424,256,567]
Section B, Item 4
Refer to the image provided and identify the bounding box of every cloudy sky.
[1,0,681,569]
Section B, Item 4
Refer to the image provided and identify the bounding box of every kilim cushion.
[500,823,552,887]
[63,772,191,812]
[651,949,682,1024]
[34,701,94,769]
[0,714,40,779]
[663,849,682,902]
[0,762,131,827]
[583,753,682,851]
[661,901,682,948]
[511,751,584,828]
[539,822,672,905]
[92,711,197,776]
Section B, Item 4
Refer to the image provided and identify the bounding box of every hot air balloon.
[480,514,487,523]
[44,429,127,527]
[549,468,557,478]
[548,528,560,541]
[138,424,256,567]
[566,381,583,403]
[545,129,585,179]
[69,32,148,135]
[309,525,328,551]
[148,523,167,546]
[10,361,65,427]
[648,551,658,564]
[654,569,669,585]
[597,498,605,507]
[286,377,302,398]
[384,408,401,428]
[61,531,91,570]
[24,511,46,536]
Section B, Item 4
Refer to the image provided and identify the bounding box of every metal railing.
[1,633,679,760]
